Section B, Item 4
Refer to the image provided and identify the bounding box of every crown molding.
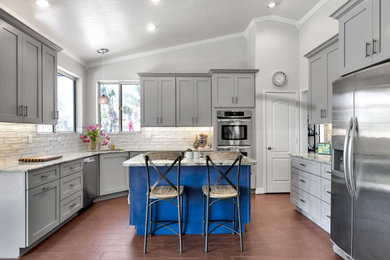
[88,32,245,67]
[298,0,330,27]
[253,15,298,27]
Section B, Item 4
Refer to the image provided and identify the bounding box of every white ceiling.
[0,0,320,64]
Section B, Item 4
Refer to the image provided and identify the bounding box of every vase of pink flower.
[80,124,110,151]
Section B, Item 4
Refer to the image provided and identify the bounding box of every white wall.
[253,20,299,192]
[57,52,87,131]
[85,36,248,125]
[298,0,349,90]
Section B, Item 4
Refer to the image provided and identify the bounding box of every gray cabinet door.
[27,179,60,246]
[309,54,327,124]
[326,44,339,123]
[373,0,390,64]
[235,74,255,107]
[0,20,22,123]
[176,77,194,126]
[22,34,42,124]
[159,77,176,126]
[212,74,235,107]
[194,77,211,126]
[339,0,373,75]
[141,77,159,127]
[42,45,57,125]
[99,152,129,195]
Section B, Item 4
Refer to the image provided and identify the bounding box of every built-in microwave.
[217,110,252,147]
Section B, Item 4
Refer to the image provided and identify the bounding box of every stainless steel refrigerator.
[331,62,390,260]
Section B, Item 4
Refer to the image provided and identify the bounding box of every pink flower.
[86,126,89,131]
[103,141,108,146]
[92,129,95,132]
[90,135,93,138]
[106,137,110,140]
[80,135,85,139]
[84,139,90,143]
[99,124,102,128]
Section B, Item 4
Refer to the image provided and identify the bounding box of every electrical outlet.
[27,135,33,144]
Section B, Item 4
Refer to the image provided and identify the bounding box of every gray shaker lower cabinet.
[27,179,60,246]
[100,152,130,195]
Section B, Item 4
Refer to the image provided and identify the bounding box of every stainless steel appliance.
[83,156,98,209]
[217,110,252,146]
[331,62,390,260]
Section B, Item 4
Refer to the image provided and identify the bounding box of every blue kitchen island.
[123,153,256,235]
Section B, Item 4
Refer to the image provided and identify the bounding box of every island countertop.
[123,152,257,167]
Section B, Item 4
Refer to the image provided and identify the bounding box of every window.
[37,73,76,133]
[98,82,141,133]
[57,74,76,132]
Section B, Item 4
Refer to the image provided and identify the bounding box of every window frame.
[97,81,141,134]
[56,72,77,133]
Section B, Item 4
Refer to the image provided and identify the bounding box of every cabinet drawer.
[291,157,321,176]
[291,186,310,213]
[60,190,83,223]
[321,178,331,204]
[321,163,332,180]
[60,159,83,178]
[60,171,83,200]
[27,165,60,190]
[292,169,321,198]
[321,201,331,233]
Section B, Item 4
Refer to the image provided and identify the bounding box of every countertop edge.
[290,153,332,165]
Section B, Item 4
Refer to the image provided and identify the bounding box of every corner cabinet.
[0,12,61,124]
[99,152,130,196]
[141,77,176,127]
[210,69,258,108]
[332,0,390,76]
[305,36,339,124]
[176,77,211,126]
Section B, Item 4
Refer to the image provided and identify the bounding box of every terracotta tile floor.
[20,194,341,260]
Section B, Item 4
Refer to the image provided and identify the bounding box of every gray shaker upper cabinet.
[305,36,339,124]
[42,46,58,125]
[210,69,259,108]
[332,0,390,76]
[141,76,176,127]
[176,77,211,127]
[0,20,22,123]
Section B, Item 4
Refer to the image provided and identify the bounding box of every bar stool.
[144,152,184,253]
[202,152,243,252]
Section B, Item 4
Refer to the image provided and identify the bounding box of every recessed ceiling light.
[146,24,158,32]
[150,0,162,3]
[267,2,277,8]
[35,0,51,7]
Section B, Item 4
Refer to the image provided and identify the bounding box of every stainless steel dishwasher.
[83,156,98,209]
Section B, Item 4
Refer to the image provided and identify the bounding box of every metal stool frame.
[144,154,184,253]
[202,154,243,252]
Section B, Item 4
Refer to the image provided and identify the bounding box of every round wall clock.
[272,71,287,87]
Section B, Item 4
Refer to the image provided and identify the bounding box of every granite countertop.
[290,153,332,164]
[123,151,257,167]
[0,149,213,173]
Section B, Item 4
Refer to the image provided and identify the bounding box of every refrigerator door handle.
[349,117,358,198]
[343,117,353,196]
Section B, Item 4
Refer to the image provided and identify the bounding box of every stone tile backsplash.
[0,123,212,168]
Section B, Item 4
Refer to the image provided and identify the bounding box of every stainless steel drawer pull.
[326,215,331,219]
[299,163,306,167]
[69,167,73,170]
[326,171,332,174]
[326,191,331,194]
[69,184,74,188]
[299,199,306,203]
[70,203,77,208]
[40,174,48,178]
[18,105,23,116]
[24,106,28,116]
[42,186,52,191]
[366,42,371,57]
[372,38,378,54]
[299,179,306,183]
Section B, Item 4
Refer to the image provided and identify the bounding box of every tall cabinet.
[332,0,390,76]
[0,10,61,125]
[305,35,339,124]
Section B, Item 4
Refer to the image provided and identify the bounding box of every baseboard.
[255,188,265,194]
[94,191,128,202]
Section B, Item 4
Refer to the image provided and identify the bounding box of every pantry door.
[266,92,298,193]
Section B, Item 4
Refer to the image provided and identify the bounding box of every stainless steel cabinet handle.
[267,146,272,150]
[299,179,306,183]
[24,106,28,116]
[326,191,331,194]
[18,105,23,116]
[235,97,238,104]
[326,171,332,174]
[40,174,47,178]
[69,184,74,188]
[299,199,306,203]
[326,215,331,219]
[299,163,306,167]
[366,42,371,57]
[372,38,378,54]
[42,186,52,191]
[70,203,77,208]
